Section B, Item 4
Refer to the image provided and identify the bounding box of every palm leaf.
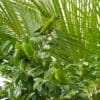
[0,0,100,62]
[32,0,100,62]
[0,0,24,36]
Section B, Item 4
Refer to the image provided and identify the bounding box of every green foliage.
[0,0,100,100]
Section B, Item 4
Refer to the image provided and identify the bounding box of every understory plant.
[0,0,100,99]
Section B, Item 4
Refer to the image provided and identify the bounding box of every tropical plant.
[0,0,100,99]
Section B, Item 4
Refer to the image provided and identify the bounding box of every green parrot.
[34,15,60,35]
[55,69,67,84]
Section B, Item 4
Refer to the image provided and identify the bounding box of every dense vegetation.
[0,0,100,99]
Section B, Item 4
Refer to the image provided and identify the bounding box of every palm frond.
[0,0,99,62]
[0,0,24,36]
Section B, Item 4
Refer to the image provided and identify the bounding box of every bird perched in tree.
[34,15,61,35]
